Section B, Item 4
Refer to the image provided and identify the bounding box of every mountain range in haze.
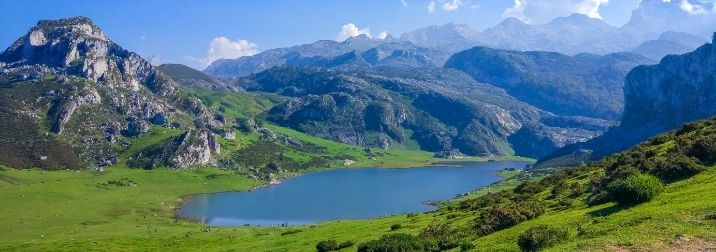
[206,0,713,79]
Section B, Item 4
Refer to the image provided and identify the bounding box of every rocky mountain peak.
[0,16,176,95]
[494,17,529,28]
[546,13,612,28]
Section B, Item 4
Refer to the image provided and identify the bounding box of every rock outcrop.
[169,130,221,168]
[0,17,177,95]
[51,87,101,133]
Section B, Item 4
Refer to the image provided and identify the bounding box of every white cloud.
[678,0,712,15]
[427,1,436,12]
[442,0,463,11]
[148,55,165,66]
[400,0,408,6]
[503,0,529,22]
[378,31,389,39]
[188,37,259,67]
[335,23,372,41]
[471,4,481,9]
[502,0,610,24]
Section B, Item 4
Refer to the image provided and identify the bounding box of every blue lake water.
[177,161,530,226]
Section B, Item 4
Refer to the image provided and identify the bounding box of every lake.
[177,161,530,226]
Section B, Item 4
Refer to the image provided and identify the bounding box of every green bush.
[607,174,664,205]
[316,239,339,252]
[687,136,716,165]
[280,229,302,236]
[419,224,471,252]
[390,224,402,231]
[650,156,705,182]
[474,200,544,235]
[357,233,424,252]
[517,225,569,252]
[514,181,544,195]
[338,240,354,249]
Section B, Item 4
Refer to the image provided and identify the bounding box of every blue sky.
[0,0,642,69]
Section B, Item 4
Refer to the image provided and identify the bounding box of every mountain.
[632,31,708,61]
[478,14,637,55]
[204,35,450,78]
[398,1,716,56]
[445,47,654,120]
[540,33,716,167]
[237,66,612,158]
[399,23,480,53]
[156,63,238,91]
[0,17,225,169]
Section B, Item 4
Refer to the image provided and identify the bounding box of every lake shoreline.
[175,159,533,227]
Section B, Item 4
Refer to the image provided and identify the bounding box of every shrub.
[688,136,716,165]
[390,224,402,231]
[517,225,569,252]
[357,233,424,252]
[420,224,471,252]
[338,240,354,249]
[607,174,664,205]
[280,229,302,236]
[474,201,544,235]
[514,181,544,195]
[316,239,339,252]
[651,156,705,182]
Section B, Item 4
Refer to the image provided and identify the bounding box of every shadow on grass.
[587,204,631,217]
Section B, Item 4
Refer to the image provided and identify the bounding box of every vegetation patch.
[606,173,664,205]
[517,225,569,252]
[96,178,138,188]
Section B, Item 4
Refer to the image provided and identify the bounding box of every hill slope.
[541,33,716,167]
[237,66,612,158]
[445,47,654,120]
[348,115,716,251]
[156,63,237,91]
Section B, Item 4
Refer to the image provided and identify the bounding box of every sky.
[0,0,644,69]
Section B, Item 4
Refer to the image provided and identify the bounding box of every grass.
[183,88,284,119]
[471,168,716,251]
[0,165,713,251]
[0,165,464,251]
[118,125,183,162]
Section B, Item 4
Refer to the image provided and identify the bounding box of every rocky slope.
[540,33,716,166]
[238,66,612,158]
[0,17,224,169]
[445,47,654,120]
